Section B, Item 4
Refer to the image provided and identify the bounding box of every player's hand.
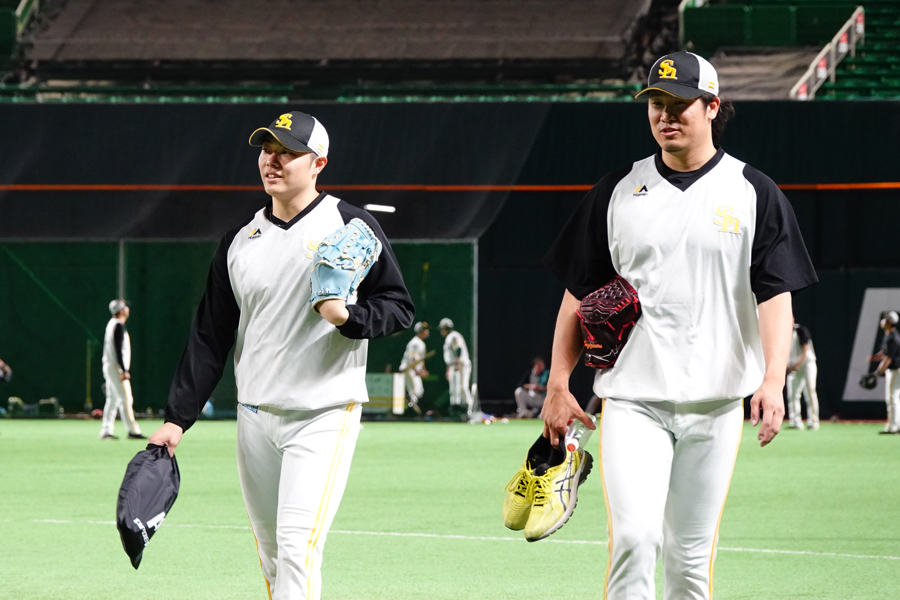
[541,385,595,448]
[318,299,350,326]
[750,382,785,447]
[419,368,429,377]
[148,422,184,457]
[119,371,131,381]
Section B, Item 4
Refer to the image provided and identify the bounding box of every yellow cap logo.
[275,114,293,130]
[658,60,677,80]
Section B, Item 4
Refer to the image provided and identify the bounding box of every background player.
[869,311,900,434]
[541,52,817,599]
[98,299,145,440]
[399,321,430,413]
[786,321,819,430]
[148,110,414,600]
[439,317,472,416]
[514,356,548,418]
[0,357,11,383]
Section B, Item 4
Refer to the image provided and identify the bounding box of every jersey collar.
[264,191,327,230]
[654,147,725,192]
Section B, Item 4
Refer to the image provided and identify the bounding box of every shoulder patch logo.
[658,60,677,80]
[633,184,649,196]
[274,113,293,130]
[249,228,262,239]
[714,206,740,234]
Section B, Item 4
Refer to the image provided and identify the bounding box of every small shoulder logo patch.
[658,60,677,80]
[714,206,740,233]
[633,184,649,196]
[249,228,262,239]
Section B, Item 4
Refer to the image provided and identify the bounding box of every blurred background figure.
[0,357,11,383]
[786,322,819,430]
[440,318,472,416]
[400,322,431,414]
[514,356,548,419]
[98,299,145,440]
[869,311,900,435]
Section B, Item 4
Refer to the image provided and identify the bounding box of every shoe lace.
[505,465,534,497]
[530,474,551,506]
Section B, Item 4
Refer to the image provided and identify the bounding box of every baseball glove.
[309,218,382,311]
[860,373,878,390]
[578,276,641,368]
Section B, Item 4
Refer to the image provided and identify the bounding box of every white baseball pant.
[600,397,743,600]
[786,362,819,428]
[514,387,545,417]
[884,369,900,433]
[98,369,142,438]
[448,359,472,409]
[237,401,361,600]
[404,371,424,403]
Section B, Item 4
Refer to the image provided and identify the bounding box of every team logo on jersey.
[633,184,649,196]
[274,113,293,130]
[249,228,262,239]
[714,206,740,233]
[658,60,677,80]
[306,240,321,258]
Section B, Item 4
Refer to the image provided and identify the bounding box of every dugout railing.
[789,5,866,99]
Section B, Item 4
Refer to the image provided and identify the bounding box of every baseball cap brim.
[248,128,315,154]
[634,82,707,100]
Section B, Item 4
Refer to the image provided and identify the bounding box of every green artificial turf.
[0,418,898,599]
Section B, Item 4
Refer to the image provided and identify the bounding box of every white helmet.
[885,311,899,325]
[109,299,128,315]
[439,318,454,330]
[413,321,429,334]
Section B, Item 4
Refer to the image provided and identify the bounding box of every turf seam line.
[27,520,900,560]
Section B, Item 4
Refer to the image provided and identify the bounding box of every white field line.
[26,519,900,560]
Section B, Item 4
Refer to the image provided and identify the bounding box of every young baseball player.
[540,52,817,599]
[786,321,819,430]
[439,317,473,415]
[869,311,900,434]
[400,321,430,413]
[99,299,145,440]
[148,111,414,600]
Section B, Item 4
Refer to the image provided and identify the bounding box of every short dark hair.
[532,356,545,365]
[700,92,735,143]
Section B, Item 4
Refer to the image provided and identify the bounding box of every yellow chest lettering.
[713,206,740,234]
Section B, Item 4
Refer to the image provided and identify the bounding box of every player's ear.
[312,155,328,175]
[706,96,720,120]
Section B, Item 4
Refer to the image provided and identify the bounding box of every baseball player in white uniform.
[541,52,817,599]
[786,322,819,430]
[149,111,414,600]
[98,299,145,440]
[439,317,473,413]
[400,321,429,412]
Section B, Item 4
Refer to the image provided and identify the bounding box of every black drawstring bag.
[116,444,180,569]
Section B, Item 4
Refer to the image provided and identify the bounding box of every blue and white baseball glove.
[309,218,383,311]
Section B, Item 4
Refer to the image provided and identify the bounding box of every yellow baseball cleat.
[503,460,536,530]
[524,448,593,542]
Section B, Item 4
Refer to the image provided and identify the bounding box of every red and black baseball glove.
[577,276,641,369]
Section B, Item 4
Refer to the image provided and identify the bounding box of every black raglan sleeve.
[541,166,632,300]
[336,203,415,339]
[746,165,819,303]
[164,228,243,432]
[113,323,128,373]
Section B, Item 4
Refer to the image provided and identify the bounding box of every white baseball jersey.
[789,323,816,364]
[400,336,426,371]
[545,149,818,402]
[102,316,130,373]
[163,193,415,431]
[443,330,470,365]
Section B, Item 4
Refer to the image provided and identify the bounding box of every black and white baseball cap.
[249,111,330,157]
[109,299,128,315]
[635,51,719,99]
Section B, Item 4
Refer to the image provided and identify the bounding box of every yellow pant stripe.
[708,400,744,599]
[304,402,357,600]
